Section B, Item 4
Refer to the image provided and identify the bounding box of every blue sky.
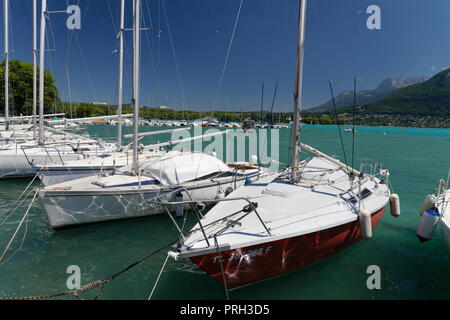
[3,0,450,112]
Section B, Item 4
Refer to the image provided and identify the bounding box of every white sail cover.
[141,151,231,186]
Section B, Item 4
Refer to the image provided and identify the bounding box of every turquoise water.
[0,124,449,300]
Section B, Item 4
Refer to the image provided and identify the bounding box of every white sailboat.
[38,149,265,229]
[37,0,268,229]
[167,0,397,290]
[33,127,216,186]
[417,176,450,250]
[0,0,121,178]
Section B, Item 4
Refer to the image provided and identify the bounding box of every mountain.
[362,68,450,116]
[308,76,429,112]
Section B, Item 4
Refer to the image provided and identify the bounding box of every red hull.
[190,207,385,289]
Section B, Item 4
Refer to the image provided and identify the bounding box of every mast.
[132,0,141,174]
[260,82,264,123]
[33,0,37,139]
[4,0,9,130]
[117,0,125,147]
[38,0,47,145]
[290,0,307,182]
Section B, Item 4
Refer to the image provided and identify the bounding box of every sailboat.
[30,0,167,186]
[0,0,125,178]
[37,0,268,229]
[417,175,450,250]
[32,128,189,186]
[167,0,398,290]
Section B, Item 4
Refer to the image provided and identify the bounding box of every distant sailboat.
[167,0,398,290]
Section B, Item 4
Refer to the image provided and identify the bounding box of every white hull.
[0,141,115,178]
[441,216,450,250]
[35,151,163,186]
[441,190,450,250]
[38,151,267,229]
[40,177,251,229]
[0,152,80,178]
[38,166,117,185]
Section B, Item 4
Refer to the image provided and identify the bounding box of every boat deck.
[178,157,390,257]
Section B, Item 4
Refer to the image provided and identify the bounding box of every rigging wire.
[352,77,356,171]
[328,80,349,173]
[73,32,97,103]
[213,0,245,109]
[161,0,186,115]
[142,0,160,108]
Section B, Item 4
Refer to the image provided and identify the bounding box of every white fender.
[175,192,184,217]
[416,208,441,242]
[359,209,372,239]
[389,193,400,217]
[419,195,436,216]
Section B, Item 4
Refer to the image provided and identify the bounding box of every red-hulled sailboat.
[167,0,397,290]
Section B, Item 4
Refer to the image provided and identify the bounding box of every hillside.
[308,76,428,112]
[362,68,450,116]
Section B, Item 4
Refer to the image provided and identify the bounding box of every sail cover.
[141,151,230,186]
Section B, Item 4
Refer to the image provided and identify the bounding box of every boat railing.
[20,143,66,166]
[147,187,271,247]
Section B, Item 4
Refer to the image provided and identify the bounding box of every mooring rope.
[0,162,47,228]
[0,191,38,263]
[0,239,178,300]
[148,254,170,300]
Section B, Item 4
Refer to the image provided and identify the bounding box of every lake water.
[0,124,449,300]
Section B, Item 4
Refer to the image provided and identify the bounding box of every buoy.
[389,193,401,217]
[359,209,372,239]
[250,155,258,164]
[416,208,441,242]
[419,195,436,216]
[175,192,184,217]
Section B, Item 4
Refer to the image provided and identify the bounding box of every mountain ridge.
[308,76,429,112]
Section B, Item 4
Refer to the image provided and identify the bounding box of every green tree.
[0,59,59,116]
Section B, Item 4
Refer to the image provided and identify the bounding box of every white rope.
[0,161,48,227]
[147,253,169,300]
[0,190,37,263]
[0,185,36,228]
[0,205,29,266]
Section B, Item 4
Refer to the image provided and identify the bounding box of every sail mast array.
[132,0,142,174]
[4,0,10,130]
[38,0,47,145]
[290,0,307,182]
[33,0,38,140]
[117,0,125,147]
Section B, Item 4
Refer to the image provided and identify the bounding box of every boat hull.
[38,166,118,186]
[441,217,450,250]
[0,153,80,178]
[40,180,242,229]
[189,207,385,289]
